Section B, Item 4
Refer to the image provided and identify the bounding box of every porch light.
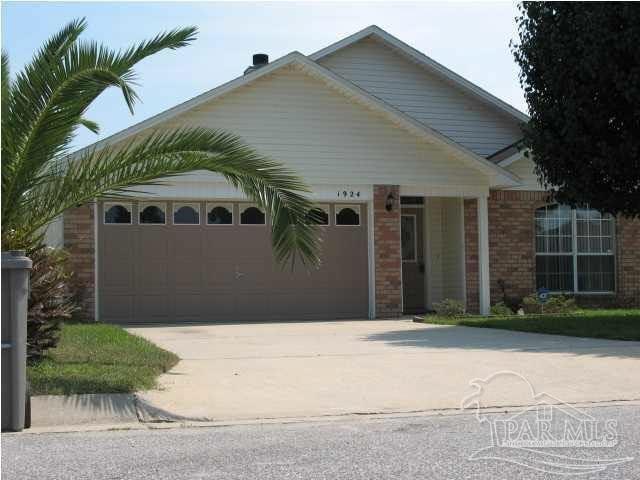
[385,192,396,212]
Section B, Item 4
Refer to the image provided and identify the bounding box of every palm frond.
[13,128,321,267]
[2,21,197,224]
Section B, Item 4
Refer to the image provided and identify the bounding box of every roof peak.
[310,25,529,124]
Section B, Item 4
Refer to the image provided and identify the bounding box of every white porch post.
[477,195,490,315]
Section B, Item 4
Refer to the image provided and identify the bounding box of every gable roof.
[75,49,520,187]
[310,25,530,125]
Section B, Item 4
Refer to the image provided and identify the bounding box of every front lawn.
[419,309,640,341]
[28,323,179,395]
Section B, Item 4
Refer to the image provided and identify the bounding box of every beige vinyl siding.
[427,198,465,307]
[505,157,545,191]
[157,66,490,188]
[319,36,523,157]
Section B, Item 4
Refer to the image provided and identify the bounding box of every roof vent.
[244,53,269,75]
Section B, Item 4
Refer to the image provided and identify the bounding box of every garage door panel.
[103,229,135,259]
[102,261,134,291]
[136,261,170,290]
[99,201,368,323]
[135,294,171,321]
[235,292,272,320]
[137,230,170,258]
[173,230,202,258]
[175,261,203,289]
[174,294,205,320]
[203,260,236,287]
[101,295,134,324]
[201,292,236,321]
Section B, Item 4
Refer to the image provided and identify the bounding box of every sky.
[2,1,527,150]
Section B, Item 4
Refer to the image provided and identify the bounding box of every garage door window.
[207,204,233,225]
[104,203,132,224]
[307,205,329,226]
[173,203,200,225]
[140,203,166,225]
[240,205,265,225]
[336,205,360,226]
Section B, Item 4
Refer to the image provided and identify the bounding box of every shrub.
[544,295,577,313]
[433,299,465,317]
[27,246,78,360]
[522,293,577,314]
[490,302,513,316]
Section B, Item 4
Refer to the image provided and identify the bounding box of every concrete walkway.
[128,320,640,422]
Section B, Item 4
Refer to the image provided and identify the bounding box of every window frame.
[239,203,266,226]
[206,203,234,226]
[139,202,167,226]
[103,202,133,225]
[335,204,361,227]
[172,202,200,225]
[535,205,615,294]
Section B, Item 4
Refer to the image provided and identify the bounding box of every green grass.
[28,323,179,395]
[420,309,640,341]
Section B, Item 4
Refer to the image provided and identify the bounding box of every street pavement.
[3,404,639,479]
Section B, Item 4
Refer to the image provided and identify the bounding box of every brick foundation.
[64,204,95,321]
[373,185,402,317]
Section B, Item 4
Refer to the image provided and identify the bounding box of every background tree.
[1,18,321,266]
[512,2,640,217]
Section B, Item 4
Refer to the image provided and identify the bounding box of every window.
[173,203,200,225]
[335,205,360,226]
[535,205,614,293]
[306,205,329,226]
[104,203,131,224]
[240,205,265,225]
[401,215,417,262]
[207,204,233,225]
[139,203,166,224]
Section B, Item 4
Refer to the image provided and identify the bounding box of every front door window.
[401,215,417,262]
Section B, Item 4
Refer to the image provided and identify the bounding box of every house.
[49,26,640,323]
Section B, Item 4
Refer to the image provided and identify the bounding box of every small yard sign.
[537,287,550,304]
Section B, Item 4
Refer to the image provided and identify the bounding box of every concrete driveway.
[128,320,640,422]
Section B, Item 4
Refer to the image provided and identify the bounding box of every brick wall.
[64,204,95,321]
[482,190,639,308]
[487,190,550,305]
[373,185,402,318]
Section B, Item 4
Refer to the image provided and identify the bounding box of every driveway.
[128,320,640,422]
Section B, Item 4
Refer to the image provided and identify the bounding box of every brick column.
[64,204,95,321]
[617,216,640,306]
[373,185,402,318]
[463,199,479,313]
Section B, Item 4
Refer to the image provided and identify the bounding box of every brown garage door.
[98,201,368,324]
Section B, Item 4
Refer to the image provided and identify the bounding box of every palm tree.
[1,18,320,267]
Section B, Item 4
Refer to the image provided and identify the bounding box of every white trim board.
[310,25,530,124]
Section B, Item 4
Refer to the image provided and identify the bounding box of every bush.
[27,246,78,360]
[490,302,514,316]
[545,295,577,313]
[522,293,577,314]
[433,298,465,317]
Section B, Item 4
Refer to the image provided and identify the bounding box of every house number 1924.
[337,190,361,198]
